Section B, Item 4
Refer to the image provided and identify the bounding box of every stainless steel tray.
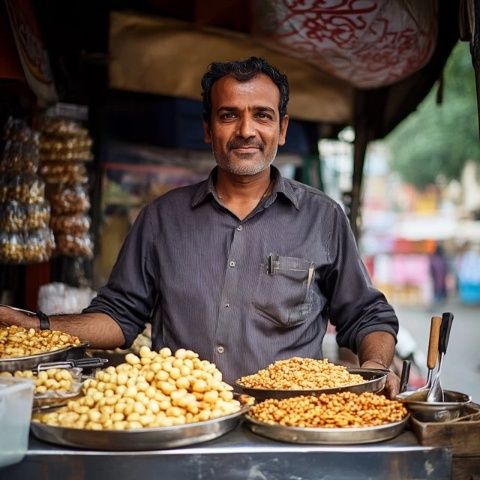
[30,397,252,450]
[245,414,409,444]
[235,368,389,401]
[0,342,89,372]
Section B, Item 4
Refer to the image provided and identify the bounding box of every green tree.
[387,42,480,189]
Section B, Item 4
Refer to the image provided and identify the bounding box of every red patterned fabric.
[251,0,437,88]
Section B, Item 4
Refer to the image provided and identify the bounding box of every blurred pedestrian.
[430,244,448,308]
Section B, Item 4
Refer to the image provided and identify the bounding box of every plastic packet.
[49,184,90,214]
[25,201,51,230]
[6,174,45,204]
[0,201,27,232]
[40,161,88,184]
[55,233,93,258]
[50,213,90,235]
[0,231,25,263]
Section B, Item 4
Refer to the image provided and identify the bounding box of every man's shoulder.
[283,177,341,210]
[148,179,207,209]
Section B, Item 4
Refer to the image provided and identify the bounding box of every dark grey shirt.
[85,166,398,384]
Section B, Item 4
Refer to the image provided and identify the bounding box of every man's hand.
[361,359,400,399]
[0,306,125,350]
[0,305,38,328]
[358,331,399,399]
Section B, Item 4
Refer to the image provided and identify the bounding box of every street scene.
[1,2,480,479]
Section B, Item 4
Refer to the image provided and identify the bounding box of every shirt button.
[236,225,243,231]
[217,346,225,354]
[225,303,230,308]
[229,260,236,268]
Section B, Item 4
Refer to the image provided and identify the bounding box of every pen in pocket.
[307,265,315,288]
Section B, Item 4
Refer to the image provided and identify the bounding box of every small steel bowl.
[396,389,471,422]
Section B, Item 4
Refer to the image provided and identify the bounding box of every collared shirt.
[84,166,398,384]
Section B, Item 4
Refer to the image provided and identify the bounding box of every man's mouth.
[232,146,259,152]
[229,142,263,153]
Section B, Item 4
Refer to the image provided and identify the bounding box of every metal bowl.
[0,342,89,372]
[235,368,389,401]
[396,389,471,422]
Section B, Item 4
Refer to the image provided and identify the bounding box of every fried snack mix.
[238,357,365,390]
[249,392,408,428]
[0,325,81,358]
[0,368,76,394]
[33,346,241,430]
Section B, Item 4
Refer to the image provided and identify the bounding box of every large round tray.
[30,397,252,450]
[235,367,389,401]
[245,414,409,445]
[0,342,89,372]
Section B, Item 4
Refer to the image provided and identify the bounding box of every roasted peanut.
[248,392,408,428]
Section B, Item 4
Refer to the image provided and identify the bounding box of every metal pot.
[396,389,471,422]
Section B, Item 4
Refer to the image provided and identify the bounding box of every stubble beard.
[214,147,277,176]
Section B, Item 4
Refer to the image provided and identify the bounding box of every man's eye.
[220,112,236,120]
[256,112,272,119]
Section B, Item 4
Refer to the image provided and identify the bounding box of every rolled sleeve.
[324,205,398,353]
[83,206,157,348]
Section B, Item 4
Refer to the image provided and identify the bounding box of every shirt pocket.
[252,254,317,328]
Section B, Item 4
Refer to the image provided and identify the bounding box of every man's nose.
[237,116,255,138]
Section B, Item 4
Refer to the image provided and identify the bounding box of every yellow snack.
[0,325,81,358]
[249,392,408,428]
[34,346,241,430]
[238,357,365,390]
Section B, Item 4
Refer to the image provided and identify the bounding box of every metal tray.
[30,396,253,450]
[235,368,389,401]
[0,342,89,372]
[245,414,409,444]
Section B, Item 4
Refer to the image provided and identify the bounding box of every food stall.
[1,2,480,479]
[1,334,479,479]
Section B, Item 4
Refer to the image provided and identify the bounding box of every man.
[0,57,400,396]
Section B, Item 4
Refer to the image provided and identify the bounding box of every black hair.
[201,56,289,124]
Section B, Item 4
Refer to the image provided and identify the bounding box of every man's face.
[203,74,289,176]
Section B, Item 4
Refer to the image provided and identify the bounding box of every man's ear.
[203,122,212,144]
[278,115,289,146]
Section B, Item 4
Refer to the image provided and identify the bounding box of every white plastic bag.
[37,282,96,315]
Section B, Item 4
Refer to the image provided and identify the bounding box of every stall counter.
[0,424,452,480]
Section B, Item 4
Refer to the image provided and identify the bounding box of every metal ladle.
[401,316,441,401]
[426,312,454,403]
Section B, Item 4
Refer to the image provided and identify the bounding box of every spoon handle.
[400,359,411,393]
[439,312,454,354]
[427,316,442,370]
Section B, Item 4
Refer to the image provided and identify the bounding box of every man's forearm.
[0,307,125,349]
[358,331,396,369]
[48,313,126,349]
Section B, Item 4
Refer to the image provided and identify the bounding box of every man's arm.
[358,331,400,399]
[0,306,125,349]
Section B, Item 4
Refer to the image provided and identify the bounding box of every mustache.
[228,139,264,150]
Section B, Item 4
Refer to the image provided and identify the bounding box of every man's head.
[201,57,290,176]
[201,57,289,125]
